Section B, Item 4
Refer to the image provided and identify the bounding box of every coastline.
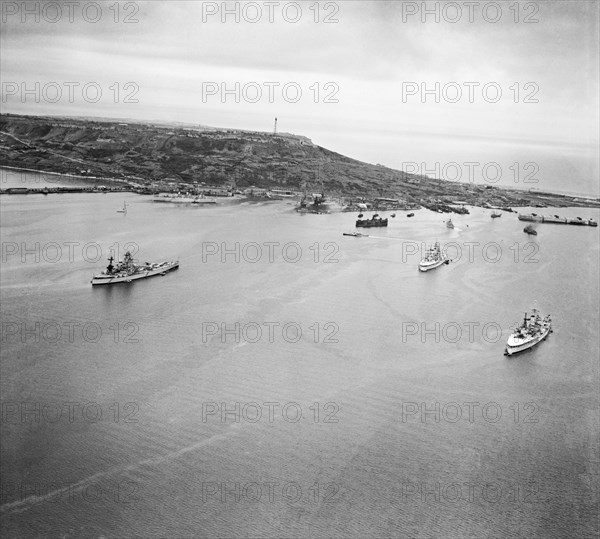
[2,114,599,209]
[0,165,137,187]
[2,161,599,210]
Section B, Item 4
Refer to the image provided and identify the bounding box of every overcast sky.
[1,0,599,175]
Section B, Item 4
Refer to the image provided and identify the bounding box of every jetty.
[1,186,132,195]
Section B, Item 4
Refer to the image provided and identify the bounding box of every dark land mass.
[1,113,598,209]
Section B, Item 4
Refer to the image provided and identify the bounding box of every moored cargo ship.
[356,214,388,227]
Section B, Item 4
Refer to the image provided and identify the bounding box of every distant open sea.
[1,168,598,538]
[354,134,600,200]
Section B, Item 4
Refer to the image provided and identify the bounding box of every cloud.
[1,0,598,154]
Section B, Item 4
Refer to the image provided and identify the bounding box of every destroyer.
[91,251,179,285]
[419,241,449,272]
[505,308,552,356]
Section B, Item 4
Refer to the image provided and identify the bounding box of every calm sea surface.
[1,169,598,538]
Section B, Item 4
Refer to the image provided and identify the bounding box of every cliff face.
[0,114,418,196]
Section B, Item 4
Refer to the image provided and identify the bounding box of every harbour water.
[1,171,599,537]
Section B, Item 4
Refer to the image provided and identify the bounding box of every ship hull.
[419,259,447,272]
[153,198,194,203]
[542,216,567,224]
[153,198,216,205]
[91,262,179,285]
[505,326,550,355]
[356,220,388,228]
[518,214,543,222]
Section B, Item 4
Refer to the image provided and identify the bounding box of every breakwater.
[1,186,131,195]
[518,213,597,226]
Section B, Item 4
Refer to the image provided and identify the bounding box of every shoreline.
[2,187,599,223]
[0,165,137,186]
[1,165,599,210]
[2,114,599,210]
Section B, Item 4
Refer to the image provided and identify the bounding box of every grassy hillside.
[1,114,597,209]
[0,114,419,196]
